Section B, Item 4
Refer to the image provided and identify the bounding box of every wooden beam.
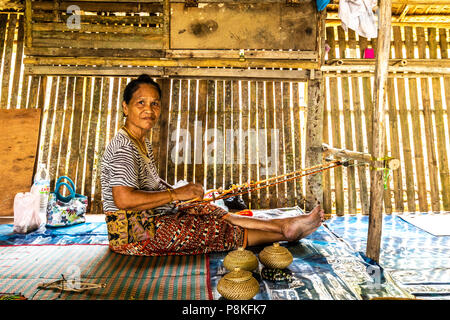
[25,0,32,48]
[366,0,392,263]
[23,56,320,69]
[24,65,312,80]
[304,79,325,212]
[326,19,450,28]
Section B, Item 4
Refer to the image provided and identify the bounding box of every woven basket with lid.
[223,247,259,272]
[217,268,260,300]
[258,242,293,269]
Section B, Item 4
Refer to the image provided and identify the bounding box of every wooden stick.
[367,0,392,263]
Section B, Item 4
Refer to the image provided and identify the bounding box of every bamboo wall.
[0,12,449,215]
[323,25,450,215]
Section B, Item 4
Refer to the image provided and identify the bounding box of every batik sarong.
[105,203,247,256]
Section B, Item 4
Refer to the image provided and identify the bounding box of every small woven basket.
[258,242,293,269]
[223,247,259,272]
[217,268,260,300]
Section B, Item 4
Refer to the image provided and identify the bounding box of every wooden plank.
[341,76,357,214]
[10,14,25,109]
[152,78,162,163]
[440,27,450,210]
[351,76,370,215]
[31,38,164,50]
[67,77,84,182]
[232,80,241,190]
[25,0,32,48]
[404,27,427,212]
[222,80,232,189]
[383,125,393,215]
[76,77,92,193]
[83,77,101,207]
[257,81,268,208]
[1,14,17,108]
[32,12,164,25]
[37,76,48,110]
[367,0,392,263]
[195,80,208,186]
[214,80,224,188]
[417,27,441,212]
[41,77,58,165]
[24,56,319,69]
[0,14,9,103]
[157,79,171,180]
[347,33,369,215]
[176,79,189,182]
[240,80,250,206]
[338,26,357,214]
[91,77,111,214]
[393,26,416,212]
[327,25,343,215]
[108,77,120,142]
[291,82,304,208]
[170,2,317,50]
[166,49,318,60]
[27,76,40,109]
[304,79,324,212]
[386,77,404,212]
[329,77,344,215]
[167,79,180,185]
[186,80,197,183]
[282,82,295,208]
[274,81,285,209]
[266,81,278,208]
[322,79,332,214]
[32,31,163,44]
[32,2,163,13]
[25,47,165,58]
[428,27,450,211]
[24,64,311,80]
[57,77,75,180]
[117,78,128,131]
[163,0,170,50]
[0,109,41,216]
[206,80,216,190]
[32,22,164,35]
[248,81,259,208]
[49,77,67,189]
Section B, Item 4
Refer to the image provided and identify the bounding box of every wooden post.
[304,79,324,212]
[366,0,392,262]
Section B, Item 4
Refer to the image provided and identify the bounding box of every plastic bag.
[13,186,41,234]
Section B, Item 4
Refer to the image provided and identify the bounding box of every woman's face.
[123,83,161,132]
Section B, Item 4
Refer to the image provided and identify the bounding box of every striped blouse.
[100,129,170,212]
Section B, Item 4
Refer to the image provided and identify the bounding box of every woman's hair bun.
[137,74,153,82]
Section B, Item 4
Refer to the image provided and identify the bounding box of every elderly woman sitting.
[100,74,324,256]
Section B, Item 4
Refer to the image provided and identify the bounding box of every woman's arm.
[112,182,204,211]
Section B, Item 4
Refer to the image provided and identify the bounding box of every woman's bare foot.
[281,205,324,241]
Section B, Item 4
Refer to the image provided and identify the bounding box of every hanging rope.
[176,160,347,210]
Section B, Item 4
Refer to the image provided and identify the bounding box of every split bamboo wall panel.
[0,12,449,214]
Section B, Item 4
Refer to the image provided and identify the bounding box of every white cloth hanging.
[338,0,378,39]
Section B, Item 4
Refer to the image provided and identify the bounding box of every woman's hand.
[173,182,204,201]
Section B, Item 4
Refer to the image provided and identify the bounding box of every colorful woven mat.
[0,222,108,246]
[0,245,211,300]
